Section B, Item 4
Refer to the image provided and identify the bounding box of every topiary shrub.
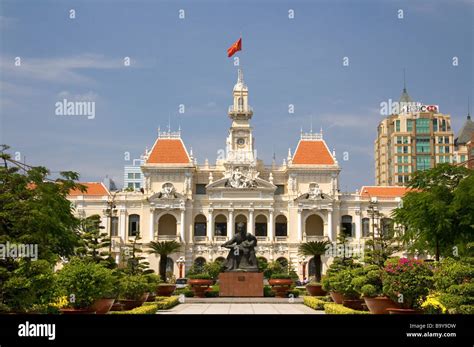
[118,274,150,300]
[303,296,327,310]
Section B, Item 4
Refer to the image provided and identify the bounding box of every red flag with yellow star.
[227,37,242,57]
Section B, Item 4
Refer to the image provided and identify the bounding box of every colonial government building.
[68,70,407,278]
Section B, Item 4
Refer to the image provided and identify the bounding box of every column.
[297,208,303,242]
[149,209,154,241]
[268,208,274,241]
[180,209,185,242]
[355,210,362,240]
[228,209,234,238]
[101,216,109,236]
[327,210,333,242]
[119,210,126,239]
[207,209,214,240]
[248,209,254,234]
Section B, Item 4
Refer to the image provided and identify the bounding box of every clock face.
[237,138,245,146]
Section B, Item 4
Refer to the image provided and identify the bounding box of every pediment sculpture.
[224,166,259,189]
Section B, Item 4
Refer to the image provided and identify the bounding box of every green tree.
[0,145,83,311]
[147,240,181,282]
[76,214,112,264]
[298,241,330,282]
[122,231,152,275]
[394,164,473,260]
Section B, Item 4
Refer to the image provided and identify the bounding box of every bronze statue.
[221,222,258,272]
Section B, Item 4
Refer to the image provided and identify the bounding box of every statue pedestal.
[219,272,264,297]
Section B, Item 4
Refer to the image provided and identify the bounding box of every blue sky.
[1,0,472,191]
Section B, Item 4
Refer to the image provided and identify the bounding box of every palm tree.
[298,241,330,283]
[148,241,182,282]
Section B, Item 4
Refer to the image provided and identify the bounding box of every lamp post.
[365,189,381,262]
[298,256,308,283]
[176,256,186,279]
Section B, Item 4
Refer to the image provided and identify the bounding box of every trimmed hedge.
[303,296,327,310]
[155,296,179,310]
[109,303,158,315]
[324,303,369,314]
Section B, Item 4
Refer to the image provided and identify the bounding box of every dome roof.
[233,69,248,92]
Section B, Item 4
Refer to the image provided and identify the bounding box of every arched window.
[276,257,288,269]
[194,214,207,237]
[238,97,244,108]
[255,215,267,237]
[275,215,287,237]
[381,218,394,236]
[341,215,353,237]
[362,218,370,237]
[306,214,324,236]
[194,257,206,272]
[158,214,177,236]
[235,214,247,232]
[214,214,227,236]
[128,214,140,236]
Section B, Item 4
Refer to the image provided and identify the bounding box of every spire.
[468,96,471,120]
[399,68,413,103]
[237,68,243,84]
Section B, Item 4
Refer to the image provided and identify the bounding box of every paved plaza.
[158,303,323,315]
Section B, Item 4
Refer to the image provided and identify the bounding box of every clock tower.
[225,69,255,164]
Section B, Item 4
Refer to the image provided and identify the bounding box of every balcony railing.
[256,236,268,242]
[304,235,329,242]
[275,236,288,242]
[228,105,253,114]
[157,235,181,242]
[193,236,208,242]
[214,236,228,242]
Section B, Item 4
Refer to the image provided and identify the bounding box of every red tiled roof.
[69,182,109,196]
[360,186,410,198]
[292,140,335,165]
[146,139,191,164]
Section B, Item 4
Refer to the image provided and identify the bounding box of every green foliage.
[188,273,212,280]
[205,285,220,298]
[75,214,111,264]
[270,273,293,279]
[144,273,162,292]
[263,260,284,279]
[263,285,275,297]
[321,258,361,293]
[155,296,180,310]
[2,260,55,312]
[303,296,328,310]
[382,257,433,309]
[123,231,152,276]
[147,240,181,281]
[394,164,474,260]
[298,241,330,282]
[433,257,474,314]
[288,288,300,298]
[175,288,194,297]
[109,303,158,314]
[118,274,150,300]
[324,303,369,314]
[55,258,116,309]
[203,260,225,280]
[258,257,268,273]
[351,264,383,298]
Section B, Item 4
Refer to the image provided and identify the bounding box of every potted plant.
[382,257,433,314]
[298,241,330,296]
[144,273,162,302]
[333,268,365,310]
[351,265,398,314]
[148,240,181,296]
[55,258,116,314]
[117,274,150,310]
[268,274,293,298]
[188,273,213,297]
[322,258,361,304]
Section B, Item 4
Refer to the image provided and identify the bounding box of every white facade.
[69,70,406,279]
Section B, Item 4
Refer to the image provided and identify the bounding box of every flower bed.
[109,303,159,315]
[155,296,180,310]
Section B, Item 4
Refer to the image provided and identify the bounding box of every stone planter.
[268,279,293,298]
[306,283,326,297]
[89,298,115,315]
[119,293,149,311]
[156,284,176,297]
[387,308,422,315]
[329,291,345,304]
[188,279,213,298]
[363,296,399,314]
[342,299,365,311]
